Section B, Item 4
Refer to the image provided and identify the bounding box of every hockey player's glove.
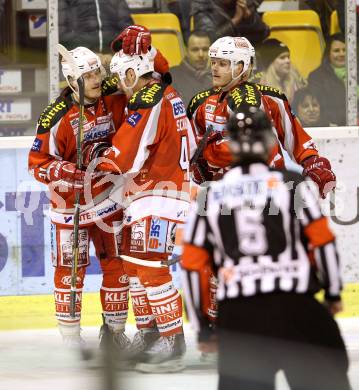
[302,156,336,199]
[82,142,111,167]
[46,161,85,190]
[191,157,220,185]
[111,25,151,55]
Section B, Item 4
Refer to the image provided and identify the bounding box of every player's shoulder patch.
[36,91,72,134]
[127,82,165,110]
[101,75,119,96]
[255,83,288,101]
[187,87,220,119]
[227,82,262,111]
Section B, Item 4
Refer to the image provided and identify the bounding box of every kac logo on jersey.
[127,112,142,127]
[148,218,168,253]
[171,97,186,119]
[31,138,42,152]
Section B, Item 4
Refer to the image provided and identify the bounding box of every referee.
[181,107,352,390]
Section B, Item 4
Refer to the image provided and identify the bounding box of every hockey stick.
[120,254,181,268]
[58,44,85,319]
[190,124,214,166]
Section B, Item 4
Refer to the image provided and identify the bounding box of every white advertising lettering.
[0,70,22,93]
[0,99,31,121]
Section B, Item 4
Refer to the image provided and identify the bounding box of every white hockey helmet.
[61,46,101,80]
[209,36,255,80]
[110,50,154,89]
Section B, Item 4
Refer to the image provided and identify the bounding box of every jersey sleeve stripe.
[49,118,63,157]
[270,96,295,160]
[128,99,162,174]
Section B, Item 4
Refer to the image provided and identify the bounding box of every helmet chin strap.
[67,77,99,105]
[120,74,139,95]
[221,62,250,92]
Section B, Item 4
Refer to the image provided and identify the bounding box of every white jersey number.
[179,135,190,180]
[235,210,268,255]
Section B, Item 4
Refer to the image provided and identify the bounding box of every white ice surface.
[0,319,358,390]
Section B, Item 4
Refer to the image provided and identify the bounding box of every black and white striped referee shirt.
[181,163,342,331]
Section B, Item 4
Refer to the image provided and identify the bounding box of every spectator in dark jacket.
[59,0,133,53]
[170,31,212,106]
[191,0,269,45]
[165,0,191,43]
[307,33,349,126]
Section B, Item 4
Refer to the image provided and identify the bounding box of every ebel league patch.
[127,112,142,127]
[31,138,42,152]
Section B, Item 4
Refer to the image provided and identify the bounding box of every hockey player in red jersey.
[181,107,351,390]
[187,35,337,363]
[83,49,196,372]
[188,36,336,199]
[28,47,131,350]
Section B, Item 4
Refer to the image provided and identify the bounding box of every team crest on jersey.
[127,112,142,127]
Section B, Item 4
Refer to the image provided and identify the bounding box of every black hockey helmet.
[227,106,276,164]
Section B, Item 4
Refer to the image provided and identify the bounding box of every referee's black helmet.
[227,106,276,164]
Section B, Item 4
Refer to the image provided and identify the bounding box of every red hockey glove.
[111,25,151,55]
[191,157,222,185]
[302,156,336,199]
[207,131,226,145]
[82,142,111,168]
[47,161,85,190]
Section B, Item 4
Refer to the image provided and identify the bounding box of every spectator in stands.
[59,0,133,53]
[256,38,306,104]
[308,33,348,126]
[292,87,328,127]
[191,0,269,45]
[0,0,4,16]
[299,0,338,38]
[165,0,191,43]
[170,31,212,106]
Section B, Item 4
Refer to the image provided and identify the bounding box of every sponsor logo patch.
[170,97,186,119]
[127,112,142,127]
[205,104,216,113]
[59,229,89,267]
[31,138,42,152]
[148,217,168,253]
[130,220,146,253]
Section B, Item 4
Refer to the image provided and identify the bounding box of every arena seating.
[132,13,185,67]
[262,10,325,78]
[330,10,341,35]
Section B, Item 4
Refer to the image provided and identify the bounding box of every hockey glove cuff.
[302,156,336,199]
[46,161,85,190]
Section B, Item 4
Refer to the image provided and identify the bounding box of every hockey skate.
[200,351,218,365]
[58,323,92,360]
[135,332,186,373]
[128,327,161,362]
[99,322,131,356]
